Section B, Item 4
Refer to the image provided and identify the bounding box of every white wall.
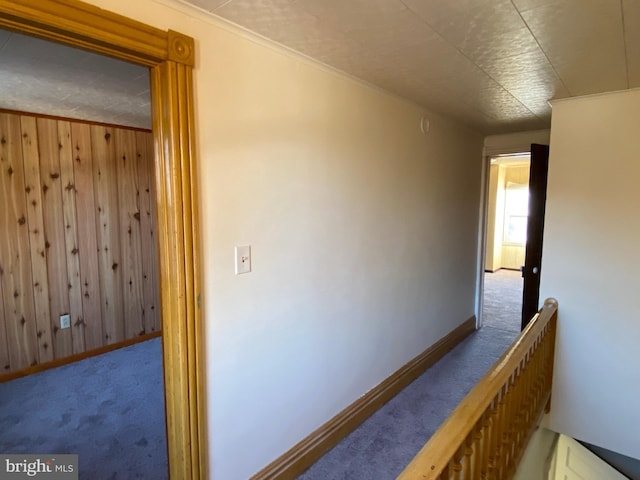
[83,1,484,477]
[541,89,640,461]
[513,424,558,480]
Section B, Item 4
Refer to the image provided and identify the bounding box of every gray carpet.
[0,271,521,480]
[297,270,522,479]
[482,269,523,333]
[0,338,167,480]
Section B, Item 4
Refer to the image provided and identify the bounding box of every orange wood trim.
[0,331,161,383]
[0,1,194,67]
[0,0,168,66]
[250,316,477,480]
[151,58,205,479]
[167,30,195,66]
[1,2,204,478]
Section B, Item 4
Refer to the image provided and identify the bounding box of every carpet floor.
[482,269,523,333]
[0,338,167,480]
[0,270,522,480]
[297,270,523,479]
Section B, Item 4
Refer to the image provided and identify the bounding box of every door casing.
[476,145,549,331]
[0,1,206,478]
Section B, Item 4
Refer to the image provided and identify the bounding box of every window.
[503,182,528,244]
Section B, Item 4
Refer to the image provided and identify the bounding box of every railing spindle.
[397,298,558,480]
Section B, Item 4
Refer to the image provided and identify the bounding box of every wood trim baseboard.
[0,331,162,383]
[250,315,477,480]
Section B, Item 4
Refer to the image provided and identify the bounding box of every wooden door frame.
[0,1,206,479]
[476,152,530,328]
[475,153,490,328]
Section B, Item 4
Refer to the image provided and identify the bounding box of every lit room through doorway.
[482,153,530,334]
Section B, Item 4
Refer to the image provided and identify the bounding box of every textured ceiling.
[184,0,640,134]
[1,1,637,134]
[0,30,150,129]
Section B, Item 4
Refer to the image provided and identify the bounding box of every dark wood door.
[521,144,550,329]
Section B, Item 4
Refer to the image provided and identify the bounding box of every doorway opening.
[482,153,530,335]
[0,28,168,478]
[0,1,205,478]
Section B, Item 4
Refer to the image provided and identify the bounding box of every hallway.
[483,269,523,333]
[298,271,523,479]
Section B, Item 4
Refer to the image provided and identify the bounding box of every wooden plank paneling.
[0,278,11,373]
[115,128,145,338]
[0,113,38,370]
[136,130,160,332]
[70,122,103,351]
[91,125,124,345]
[0,280,8,372]
[0,110,159,374]
[58,121,86,354]
[19,116,52,365]
[37,117,73,359]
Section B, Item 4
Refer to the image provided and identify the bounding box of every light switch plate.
[235,245,251,275]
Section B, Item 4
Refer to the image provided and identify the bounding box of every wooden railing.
[398,298,558,480]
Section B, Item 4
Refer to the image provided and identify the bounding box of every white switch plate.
[235,245,251,275]
[60,314,71,329]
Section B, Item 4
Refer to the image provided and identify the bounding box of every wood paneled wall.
[0,111,160,374]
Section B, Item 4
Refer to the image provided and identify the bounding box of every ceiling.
[0,29,151,129]
[184,0,640,134]
[1,1,637,134]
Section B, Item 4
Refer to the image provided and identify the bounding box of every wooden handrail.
[398,298,558,480]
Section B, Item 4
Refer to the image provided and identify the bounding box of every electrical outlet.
[60,314,71,329]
